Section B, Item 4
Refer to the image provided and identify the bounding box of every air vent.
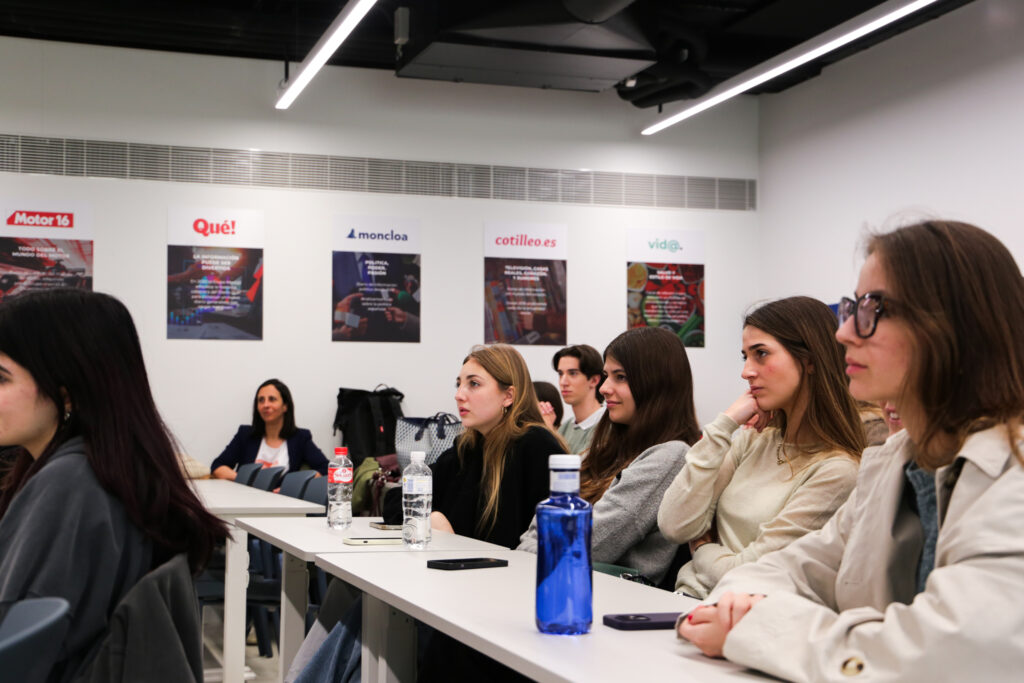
[1,133,756,211]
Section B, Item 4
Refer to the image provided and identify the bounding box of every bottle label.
[329,467,353,484]
[403,475,432,495]
[550,470,580,493]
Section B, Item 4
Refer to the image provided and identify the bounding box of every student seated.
[658,296,864,598]
[211,378,328,479]
[533,380,563,428]
[541,344,606,454]
[678,221,1024,681]
[519,327,699,584]
[0,289,228,682]
[290,344,564,682]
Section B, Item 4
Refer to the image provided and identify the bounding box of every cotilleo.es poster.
[167,206,265,341]
[626,228,705,347]
[484,222,567,346]
[0,202,93,302]
[332,216,421,343]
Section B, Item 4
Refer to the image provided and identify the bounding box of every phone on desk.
[602,612,683,631]
[426,558,509,571]
[369,522,403,531]
[342,537,403,545]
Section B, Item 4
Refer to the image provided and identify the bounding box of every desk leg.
[362,593,416,683]
[278,552,309,683]
[224,526,249,683]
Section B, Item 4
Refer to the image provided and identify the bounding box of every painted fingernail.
[687,613,694,622]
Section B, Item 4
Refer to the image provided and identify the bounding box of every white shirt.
[255,438,290,471]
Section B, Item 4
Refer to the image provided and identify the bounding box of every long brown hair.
[457,344,567,533]
[0,289,228,572]
[868,221,1024,468]
[580,328,700,502]
[744,296,865,461]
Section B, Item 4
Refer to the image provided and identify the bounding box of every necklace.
[776,441,787,466]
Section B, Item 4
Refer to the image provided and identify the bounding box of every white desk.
[235,516,504,682]
[316,549,764,683]
[192,480,324,683]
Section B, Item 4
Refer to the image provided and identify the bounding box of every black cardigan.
[385,425,562,549]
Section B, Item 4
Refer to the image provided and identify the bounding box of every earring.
[502,405,509,415]
[63,409,72,423]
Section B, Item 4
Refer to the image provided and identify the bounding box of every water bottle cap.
[410,451,426,463]
[334,446,348,456]
[548,454,580,470]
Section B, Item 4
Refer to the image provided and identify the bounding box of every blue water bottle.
[535,454,592,634]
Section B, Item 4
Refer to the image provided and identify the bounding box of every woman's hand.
[677,592,765,657]
[688,522,717,554]
[430,511,454,534]
[538,401,557,428]
[724,390,771,432]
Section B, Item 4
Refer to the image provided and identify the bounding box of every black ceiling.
[0,0,974,109]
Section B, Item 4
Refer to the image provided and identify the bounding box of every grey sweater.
[0,437,152,683]
[517,440,689,584]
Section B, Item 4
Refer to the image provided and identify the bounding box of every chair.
[235,462,261,486]
[251,466,285,491]
[0,597,70,683]
[279,470,317,499]
[303,476,328,513]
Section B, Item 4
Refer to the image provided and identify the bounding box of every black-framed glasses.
[837,292,891,339]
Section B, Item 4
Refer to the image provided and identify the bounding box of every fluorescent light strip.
[642,0,941,135]
[275,0,379,110]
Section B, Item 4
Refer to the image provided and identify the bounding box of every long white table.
[316,549,764,683]
[235,516,505,682]
[192,479,324,683]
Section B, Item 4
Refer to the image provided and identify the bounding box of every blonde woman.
[431,344,567,548]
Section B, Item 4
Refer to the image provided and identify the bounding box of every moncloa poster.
[333,216,421,343]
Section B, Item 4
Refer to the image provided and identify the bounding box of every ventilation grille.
[0,133,756,211]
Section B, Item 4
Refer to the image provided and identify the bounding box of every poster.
[333,216,421,342]
[484,222,567,345]
[0,203,93,301]
[626,228,705,347]
[167,207,264,340]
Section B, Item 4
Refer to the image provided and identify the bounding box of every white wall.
[0,37,760,463]
[757,0,1024,301]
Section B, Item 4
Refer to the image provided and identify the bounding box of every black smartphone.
[426,557,509,571]
[602,612,683,631]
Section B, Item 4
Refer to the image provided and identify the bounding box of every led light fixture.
[275,0,380,110]
[642,0,942,135]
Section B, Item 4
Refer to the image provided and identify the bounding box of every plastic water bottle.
[402,450,432,549]
[535,454,592,635]
[327,446,353,530]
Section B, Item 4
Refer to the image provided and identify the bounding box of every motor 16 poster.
[0,201,93,302]
[626,228,705,347]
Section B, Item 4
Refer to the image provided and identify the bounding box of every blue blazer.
[211,425,329,475]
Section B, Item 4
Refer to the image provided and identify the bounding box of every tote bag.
[395,412,463,469]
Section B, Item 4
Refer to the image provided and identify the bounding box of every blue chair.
[235,462,261,486]
[251,466,285,491]
[302,476,328,515]
[0,597,70,683]
[279,470,317,499]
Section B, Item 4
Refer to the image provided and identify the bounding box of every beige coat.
[706,426,1024,682]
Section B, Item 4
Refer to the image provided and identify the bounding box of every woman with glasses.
[658,296,865,598]
[679,221,1024,681]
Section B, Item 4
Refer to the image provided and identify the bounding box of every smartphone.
[426,558,509,571]
[369,522,403,531]
[342,537,403,545]
[602,612,683,631]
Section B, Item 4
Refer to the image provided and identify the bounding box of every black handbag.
[332,384,404,465]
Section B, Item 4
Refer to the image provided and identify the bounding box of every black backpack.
[332,385,404,466]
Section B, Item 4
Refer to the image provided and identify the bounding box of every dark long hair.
[744,296,865,460]
[251,378,297,439]
[868,221,1024,468]
[0,289,228,572]
[580,327,700,503]
[533,381,563,428]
